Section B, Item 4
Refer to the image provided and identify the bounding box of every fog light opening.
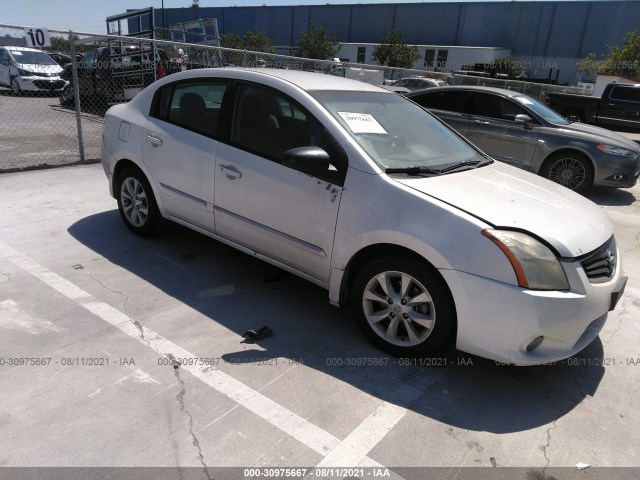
[613,173,624,181]
[526,336,544,352]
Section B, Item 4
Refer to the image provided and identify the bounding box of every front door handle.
[220,164,242,179]
[146,134,163,147]
[474,120,491,126]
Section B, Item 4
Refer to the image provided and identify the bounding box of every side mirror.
[515,114,533,129]
[283,146,330,176]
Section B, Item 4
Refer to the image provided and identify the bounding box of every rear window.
[610,86,640,103]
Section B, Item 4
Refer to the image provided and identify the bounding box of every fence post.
[69,32,86,163]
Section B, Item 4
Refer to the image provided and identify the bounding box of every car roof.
[158,68,389,93]
[405,85,524,98]
[4,46,45,52]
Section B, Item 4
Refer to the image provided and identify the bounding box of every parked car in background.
[101,68,627,365]
[47,52,72,67]
[59,45,178,106]
[0,46,65,95]
[546,83,640,130]
[391,76,445,91]
[406,86,640,191]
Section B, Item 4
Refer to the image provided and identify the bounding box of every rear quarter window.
[411,91,469,114]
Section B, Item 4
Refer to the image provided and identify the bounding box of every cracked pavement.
[0,164,638,475]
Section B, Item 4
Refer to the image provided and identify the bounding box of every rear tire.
[116,168,164,236]
[564,109,585,123]
[541,152,593,192]
[350,256,456,357]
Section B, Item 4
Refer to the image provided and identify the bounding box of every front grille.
[578,236,617,283]
[31,71,56,77]
[33,80,65,90]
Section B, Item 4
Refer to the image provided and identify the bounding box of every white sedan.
[101,68,627,365]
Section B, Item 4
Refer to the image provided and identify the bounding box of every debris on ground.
[242,326,274,341]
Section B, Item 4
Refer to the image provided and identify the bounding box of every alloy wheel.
[547,157,586,190]
[362,270,435,347]
[120,177,149,227]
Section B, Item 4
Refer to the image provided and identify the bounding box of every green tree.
[492,55,525,78]
[575,53,605,79]
[220,33,245,50]
[242,31,276,53]
[221,31,275,53]
[295,24,339,60]
[372,30,420,69]
[599,28,640,79]
[49,36,70,52]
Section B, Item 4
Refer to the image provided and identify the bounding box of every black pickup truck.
[545,83,640,130]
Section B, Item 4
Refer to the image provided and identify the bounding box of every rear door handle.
[146,134,162,147]
[220,164,242,179]
[474,120,491,125]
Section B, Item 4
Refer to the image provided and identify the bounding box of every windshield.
[9,50,57,66]
[311,91,483,170]
[513,94,569,125]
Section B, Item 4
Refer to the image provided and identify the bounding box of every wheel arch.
[111,158,164,214]
[339,244,457,326]
[539,147,595,175]
[342,243,458,351]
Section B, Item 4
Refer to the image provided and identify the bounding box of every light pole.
[161,0,166,30]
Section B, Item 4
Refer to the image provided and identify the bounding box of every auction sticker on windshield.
[338,112,388,134]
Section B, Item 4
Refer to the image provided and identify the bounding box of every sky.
[1,0,627,35]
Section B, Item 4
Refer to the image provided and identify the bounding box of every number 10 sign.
[24,28,52,48]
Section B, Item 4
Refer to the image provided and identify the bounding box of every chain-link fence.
[0,23,593,172]
[450,75,591,101]
[0,24,89,171]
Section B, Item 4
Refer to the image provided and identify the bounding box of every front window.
[311,91,484,170]
[513,94,569,125]
[9,50,57,66]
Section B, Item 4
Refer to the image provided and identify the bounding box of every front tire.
[59,85,75,106]
[541,152,593,192]
[11,78,21,96]
[350,256,456,357]
[116,168,163,236]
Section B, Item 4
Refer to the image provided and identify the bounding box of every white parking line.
[0,240,410,474]
[0,240,338,456]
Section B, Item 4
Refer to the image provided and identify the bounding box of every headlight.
[483,229,570,290]
[597,144,637,158]
[17,68,32,76]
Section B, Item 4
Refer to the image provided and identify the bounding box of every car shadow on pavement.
[68,210,606,434]
[584,186,637,206]
[54,101,109,117]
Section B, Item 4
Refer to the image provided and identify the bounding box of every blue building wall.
[155,1,640,58]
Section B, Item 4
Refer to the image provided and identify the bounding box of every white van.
[0,46,65,95]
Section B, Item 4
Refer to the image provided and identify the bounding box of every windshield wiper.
[385,159,482,176]
[438,159,482,173]
[385,165,443,175]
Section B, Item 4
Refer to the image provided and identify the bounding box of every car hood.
[553,121,640,151]
[395,162,613,257]
[16,63,63,75]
